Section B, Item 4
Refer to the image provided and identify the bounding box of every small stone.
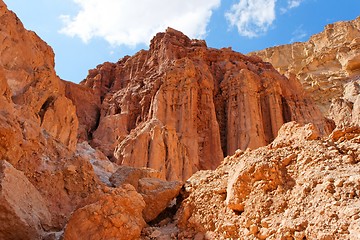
[335,179,344,187]
[261,218,271,228]
[343,155,355,164]
[194,232,205,240]
[249,224,259,235]
[150,230,162,238]
[294,231,306,240]
[258,228,270,239]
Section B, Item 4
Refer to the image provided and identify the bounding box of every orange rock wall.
[79,28,332,180]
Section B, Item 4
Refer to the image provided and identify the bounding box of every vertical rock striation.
[78,28,332,180]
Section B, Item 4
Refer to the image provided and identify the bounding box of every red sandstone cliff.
[73,28,333,180]
[0,1,104,234]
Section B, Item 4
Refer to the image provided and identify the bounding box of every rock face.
[328,77,360,127]
[0,1,78,150]
[77,28,332,180]
[3,1,360,239]
[64,80,101,142]
[109,166,183,222]
[0,161,51,240]
[0,0,101,231]
[251,17,360,116]
[0,3,194,239]
[64,185,146,240]
[176,122,360,239]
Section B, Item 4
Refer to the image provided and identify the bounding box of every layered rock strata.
[251,17,360,115]
[328,77,360,127]
[78,28,332,180]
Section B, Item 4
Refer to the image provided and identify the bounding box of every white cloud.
[288,0,302,9]
[281,0,304,13]
[59,0,220,46]
[225,0,276,38]
[290,25,307,43]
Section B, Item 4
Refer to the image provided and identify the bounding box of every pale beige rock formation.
[251,17,360,115]
[110,165,164,188]
[78,28,332,181]
[328,77,360,127]
[175,122,360,239]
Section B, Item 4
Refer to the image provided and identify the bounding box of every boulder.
[64,185,145,240]
[109,165,163,189]
[109,166,182,222]
[328,78,360,127]
[0,161,51,240]
[138,178,183,222]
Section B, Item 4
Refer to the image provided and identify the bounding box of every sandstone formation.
[173,122,360,239]
[109,165,164,188]
[0,1,78,150]
[64,185,146,240]
[0,160,51,240]
[77,28,332,181]
[251,17,360,116]
[0,1,106,234]
[2,1,360,239]
[64,80,101,142]
[0,3,187,239]
[109,166,183,222]
[328,77,360,127]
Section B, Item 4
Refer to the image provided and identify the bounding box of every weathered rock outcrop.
[0,3,194,238]
[0,1,78,150]
[251,17,360,116]
[64,185,146,240]
[0,0,101,231]
[0,161,51,240]
[64,80,101,141]
[109,166,183,222]
[77,28,332,181]
[174,122,360,239]
[328,77,360,127]
[3,1,360,239]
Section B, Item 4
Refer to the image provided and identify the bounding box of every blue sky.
[4,0,360,83]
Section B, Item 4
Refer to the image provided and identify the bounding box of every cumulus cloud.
[59,0,220,46]
[225,0,276,38]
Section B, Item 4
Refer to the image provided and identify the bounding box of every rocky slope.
[147,122,360,240]
[70,28,333,181]
[251,17,360,120]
